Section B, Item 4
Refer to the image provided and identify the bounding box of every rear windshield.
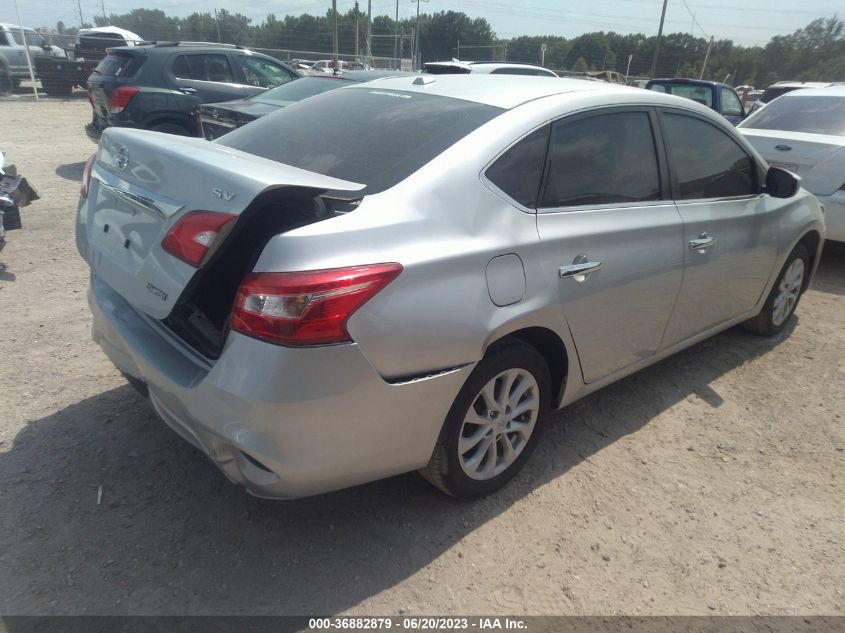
[79,32,127,50]
[740,95,845,136]
[93,53,143,78]
[219,88,503,195]
[647,82,713,107]
[760,86,800,104]
[252,76,352,106]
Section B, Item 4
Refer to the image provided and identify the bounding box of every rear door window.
[539,111,662,208]
[173,54,235,83]
[485,126,549,208]
[662,112,756,199]
[0,31,8,46]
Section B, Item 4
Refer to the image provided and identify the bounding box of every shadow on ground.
[0,247,840,616]
[54,162,85,182]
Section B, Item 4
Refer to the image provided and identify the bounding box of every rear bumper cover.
[88,274,472,498]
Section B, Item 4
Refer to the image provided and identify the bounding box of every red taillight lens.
[230,263,403,346]
[80,153,97,199]
[109,86,139,114]
[161,211,237,268]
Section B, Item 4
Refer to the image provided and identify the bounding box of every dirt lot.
[0,97,843,617]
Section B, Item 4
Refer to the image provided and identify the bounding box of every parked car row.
[75,64,829,500]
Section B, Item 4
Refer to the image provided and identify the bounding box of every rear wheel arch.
[485,326,569,408]
[144,116,195,136]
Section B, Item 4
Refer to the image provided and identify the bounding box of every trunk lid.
[741,129,845,195]
[78,127,364,320]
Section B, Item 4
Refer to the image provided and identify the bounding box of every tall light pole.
[393,0,399,68]
[411,0,428,71]
[649,0,668,78]
[13,0,37,100]
[367,0,372,63]
[332,0,339,70]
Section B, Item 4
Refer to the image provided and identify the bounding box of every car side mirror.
[766,166,800,199]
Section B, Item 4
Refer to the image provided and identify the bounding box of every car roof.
[425,60,552,73]
[0,23,36,31]
[769,81,838,88]
[776,85,845,98]
[348,74,649,109]
[648,78,727,88]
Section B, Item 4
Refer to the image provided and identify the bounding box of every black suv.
[85,42,299,142]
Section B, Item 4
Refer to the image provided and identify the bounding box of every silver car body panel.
[78,75,826,497]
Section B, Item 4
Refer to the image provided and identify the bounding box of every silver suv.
[76,75,824,499]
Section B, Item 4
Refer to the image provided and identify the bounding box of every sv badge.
[212,188,236,201]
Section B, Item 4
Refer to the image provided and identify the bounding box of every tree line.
[63,8,845,86]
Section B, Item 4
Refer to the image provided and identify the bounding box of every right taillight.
[230,263,403,347]
[80,152,97,199]
[109,86,139,114]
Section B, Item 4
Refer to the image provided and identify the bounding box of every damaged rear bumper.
[88,274,472,498]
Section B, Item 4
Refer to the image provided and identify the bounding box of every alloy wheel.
[458,368,540,480]
[772,258,805,327]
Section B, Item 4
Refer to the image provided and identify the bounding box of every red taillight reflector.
[109,86,139,114]
[230,263,403,346]
[80,153,97,199]
[161,211,237,268]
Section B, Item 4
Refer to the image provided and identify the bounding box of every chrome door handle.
[689,233,717,251]
[180,87,198,94]
[559,261,603,278]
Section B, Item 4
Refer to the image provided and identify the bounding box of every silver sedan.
[76,75,825,498]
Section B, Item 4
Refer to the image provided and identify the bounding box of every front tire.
[743,243,809,336]
[421,340,551,498]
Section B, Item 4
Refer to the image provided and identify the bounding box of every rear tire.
[421,340,551,498]
[149,121,192,136]
[743,243,809,336]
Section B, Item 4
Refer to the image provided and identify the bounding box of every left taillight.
[161,211,237,268]
[230,263,403,347]
[109,86,139,114]
[80,152,97,199]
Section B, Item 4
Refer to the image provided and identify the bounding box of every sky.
[8,0,842,47]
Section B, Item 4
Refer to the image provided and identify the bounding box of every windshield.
[219,87,503,196]
[647,82,713,107]
[740,95,845,136]
[252,77,351,106]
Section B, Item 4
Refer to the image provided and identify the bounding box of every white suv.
[424,60,558,77]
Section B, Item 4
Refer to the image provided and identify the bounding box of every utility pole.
[541,43,546,67]
[76,0,84,25]
[411,0,428,71]
[625,53,633,82]
[101,0,106,20]
[355,1,359,59]
[649,0,668,78]
[332,0,339,70]
[456,39,460,60]
[214,8,221,43]
[699,36,714,79]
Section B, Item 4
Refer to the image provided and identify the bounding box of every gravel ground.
[0,98,843,617]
